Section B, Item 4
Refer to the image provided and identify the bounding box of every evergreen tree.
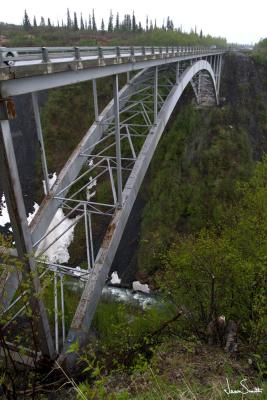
[92,9,97,31]
[101,18,105,33]
[40,16,45,27]
[166,17,174,30]
[80,14,85,30]
[200,29,203,38]
[88,14,92,31]
[67,8,72,29]
[127,14,131,31]
[115,12,120,31]
[132,12,137,32]
[154,19,157,29]
[146,16,148,32]
[23,10,31,30]
[108,10,113,32]
[150,20,153,31]
[73,12,78,31]
[33,16,37,28]
[47,18,52,28]
[138,22,143,32]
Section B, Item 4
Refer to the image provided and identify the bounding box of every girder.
[0,49,224,367]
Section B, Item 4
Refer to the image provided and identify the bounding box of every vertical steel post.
[32,92,50,195]
[92,79,99,121]
[84,203,91,270]
[154,66,158,125]
[60,275,65,343]
[0,118,54,358]
[217,55,223,97]
[54,272,59,353]
[217,55,220,91]
[113,74,123,208]
[88,211,94,265]
[176,61,180,84]
[198,72,202,104]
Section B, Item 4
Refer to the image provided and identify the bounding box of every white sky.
[1,0,266,44]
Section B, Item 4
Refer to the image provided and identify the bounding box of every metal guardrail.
[0,45,224,67]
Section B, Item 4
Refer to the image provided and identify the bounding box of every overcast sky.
[1,0,266,44]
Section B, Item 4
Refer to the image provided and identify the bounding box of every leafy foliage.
[158,159,267,350]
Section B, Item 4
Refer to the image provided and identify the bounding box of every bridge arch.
[54,59,220,366]
[0,49,224,366]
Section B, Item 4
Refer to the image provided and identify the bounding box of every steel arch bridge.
[0,45,225,368]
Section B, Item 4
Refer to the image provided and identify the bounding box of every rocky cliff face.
[221,53,267,159]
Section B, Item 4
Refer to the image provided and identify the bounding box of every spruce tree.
[40,16,45,27]
[73,12,78,31]
[132,12,137,32]
[80,14,85,30]
[115,12,120,31]
[23,10,31,30]
[33,16,37,28]
[108,10,113,32]
[92,9,97,31]
[101,18,105,33]
[88,15,92,31]
[146,16,148,32]
[67,8,72,29]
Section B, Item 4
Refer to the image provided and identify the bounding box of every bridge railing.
[0,45,224,67]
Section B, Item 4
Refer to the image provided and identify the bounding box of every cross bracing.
[0,46,225,368]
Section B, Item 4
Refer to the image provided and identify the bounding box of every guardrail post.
[41,47,49,63]
[142,46,146,56]
[0,49,4,67]
[130,46,135,60]
[98,46,103,59]
[152,46,155,56]
[116,46,121,58]
[74,47,81,60]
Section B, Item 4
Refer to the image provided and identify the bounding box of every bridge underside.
[0,54,223,368]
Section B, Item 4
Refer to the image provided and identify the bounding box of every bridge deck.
[0,46,225,96]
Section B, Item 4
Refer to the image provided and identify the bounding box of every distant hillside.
[0,21,227,47]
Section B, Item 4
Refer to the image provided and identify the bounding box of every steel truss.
[0,52,223,368]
